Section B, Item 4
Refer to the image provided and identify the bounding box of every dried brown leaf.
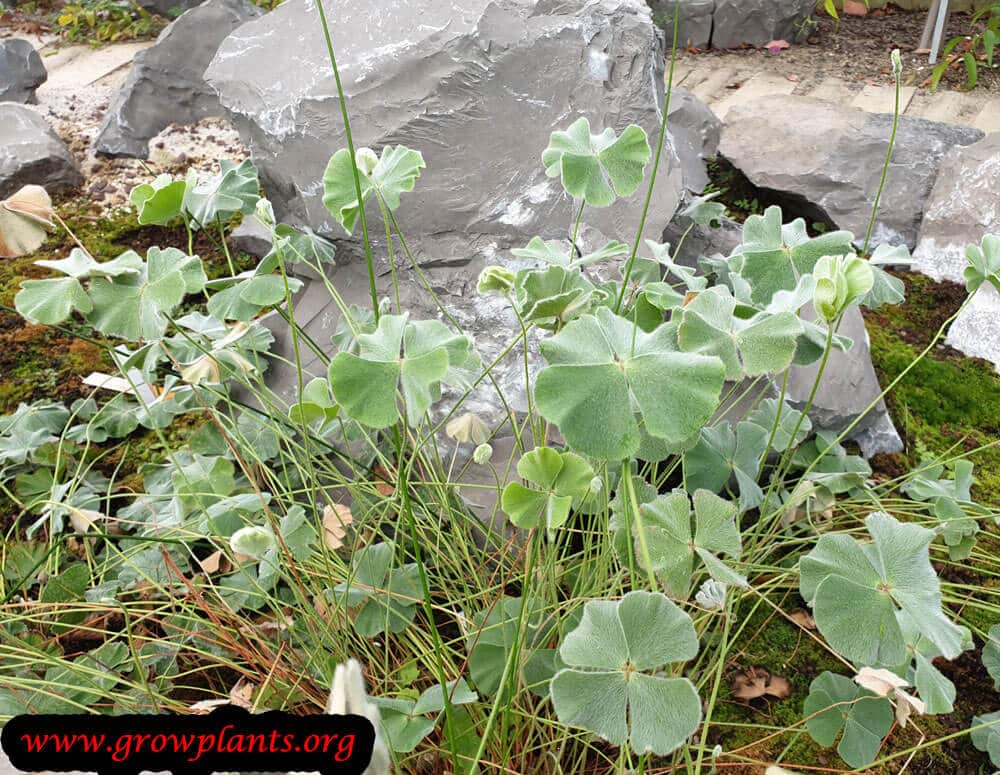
[0,185,53,257]
[731,666,792,700]
[322,503,354,550]
[788,609,816,629]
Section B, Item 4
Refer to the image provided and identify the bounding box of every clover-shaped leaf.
[790,430,871,495]
[971,711,1000,768]
[15,247,146,327]
[676,193,726,228]
[800,512,965,666]
[678,286,802,379]
[683,421,768,513]
[183,159,260,226]
[374,679,478,753]
[512,236,629,269]
[963,234,1000,294]
[542,118,651,207]
[732,206,855,305]
[535,307,726,459]
[984,625,1000,692]
[334,541,421,637]
[803,671,893,769]
[902,460,983,561]
[130,174,186,225]
[888,611,968,715]
[636,489,746,595]
[745,398,812,453]
[514,265,599,330]
[85,248,207,341]
[466,597,560,698]
[323,145,425,235]
[266,223,337,266]
[327,313,478,428]
[288,377,340,433]
[501,447,594,534]
[550,591,701,756]
[0,185,53,258]
[645,240,707,291]
[861,243,909,309]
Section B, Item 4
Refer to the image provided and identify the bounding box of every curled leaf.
[0,185,53,258]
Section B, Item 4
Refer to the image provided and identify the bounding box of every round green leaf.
[551,591,701,756]
[534,307,726,460]
[542,118,651,207]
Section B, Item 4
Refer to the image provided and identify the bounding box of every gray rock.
[913,132,1000,283]
[205,0,683,263]
[946,284,1000,374]
[711,0,814,48]
[0,104,82,199]
[646,0,713,48]
[0,39,47,104]
[231,217,273,258]
[94,0,262,158]
[663,208,742,268]
[719,96,984,248]
[668,87,720,193]
[784,306,902,457]
[207,0,684,454]
[134,0,204,17]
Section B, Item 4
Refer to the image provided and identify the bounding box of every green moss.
[864,272,1000,506]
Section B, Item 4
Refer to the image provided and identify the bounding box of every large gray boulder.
[207,0,684,431]
[205,0,683,261]
[913,132,1000,283]
[668,87,720,194]
[0,104,82,198]
[910,133,1000,373]
[94,0,261,158]
[719,96,984,248]
[711,0,814,48]
[0,39,47,104]
[646,0,713,48]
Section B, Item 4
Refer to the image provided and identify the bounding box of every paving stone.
[972,99,1000,133]
[801,76,859,104]
[712,71,798,119]
[850,83,916,114]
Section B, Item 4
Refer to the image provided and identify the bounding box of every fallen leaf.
[895,689,925,727]
[322,503,354,550]
[731,667,792,700]
[854,666,908,697]
[765,39,790,53]
[229,679,255,708]
[197,550,231,575]
[373,465,395,497]
[843,0,868,15]
[0,185,54,258]
[788,609,816,629]
[915,47,931,55]
[785,73,800,82]
[67,506,103,534]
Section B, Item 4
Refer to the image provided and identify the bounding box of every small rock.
[0,104,83,198]
[230,217,273,258]
[134,0,204,17]
[94,0,262,159]
[0,38,47,104]
[784,306,902,456]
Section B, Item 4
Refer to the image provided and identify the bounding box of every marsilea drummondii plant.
[3,100,998,767]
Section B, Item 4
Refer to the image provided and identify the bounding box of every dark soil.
[691,4,1000,93]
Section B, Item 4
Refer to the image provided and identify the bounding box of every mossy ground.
[0,197,256,524]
